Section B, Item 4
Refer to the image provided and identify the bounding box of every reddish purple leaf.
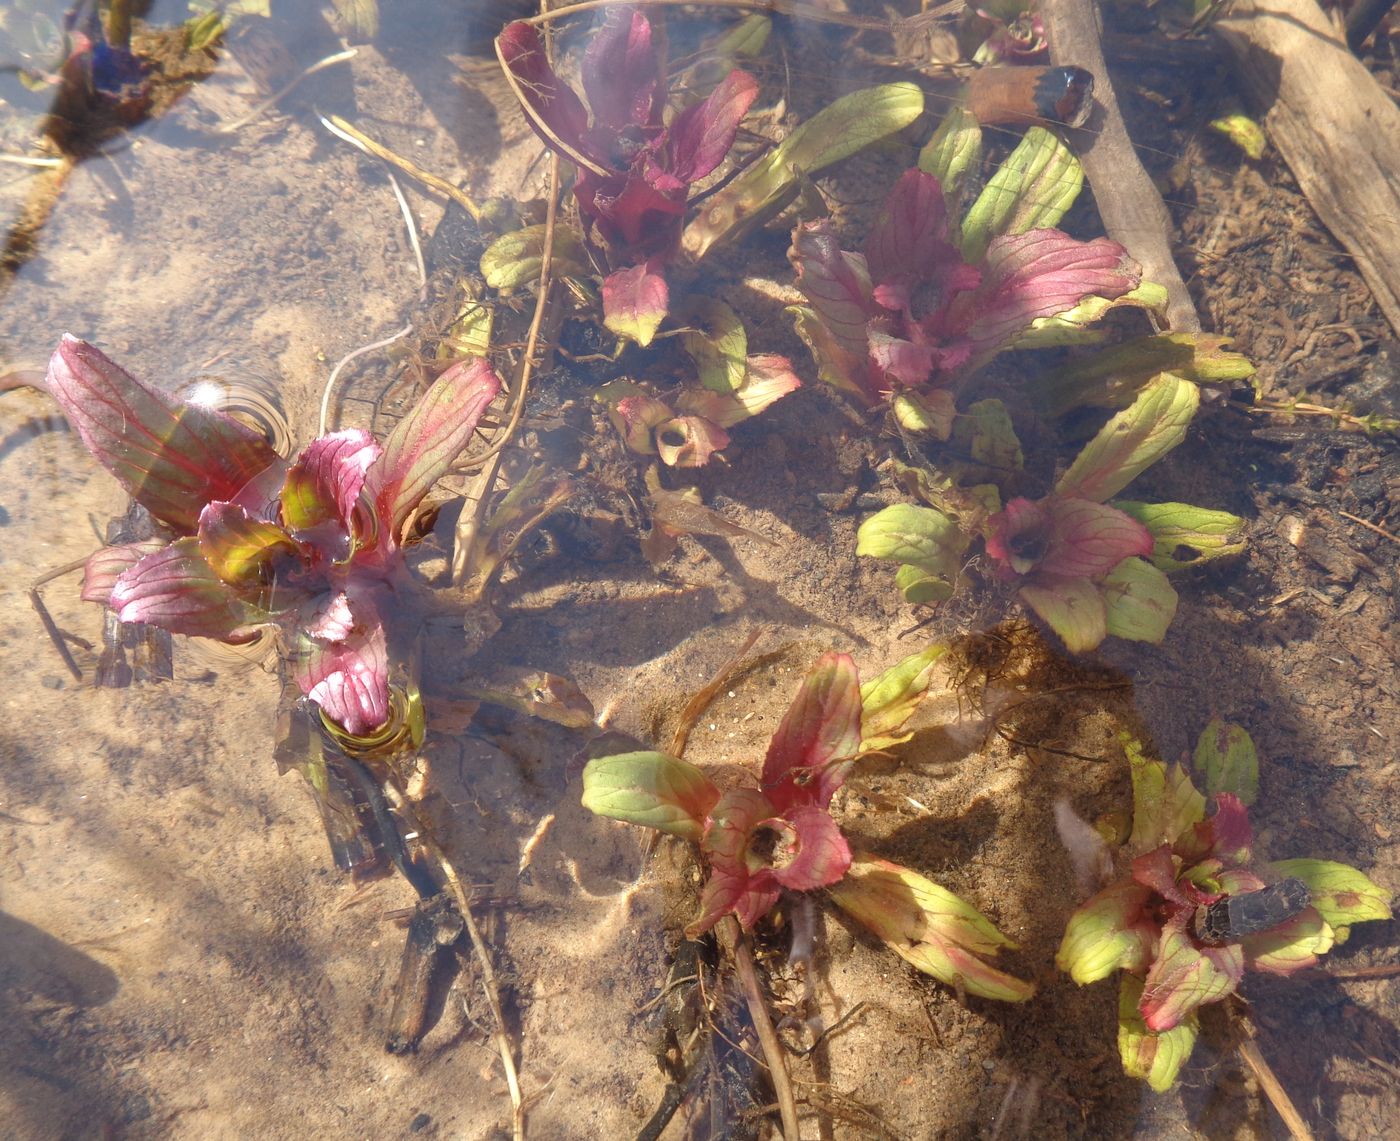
[667,69,759,184]
[771,804,853,891]
[791,221,876,362]
[957,230,1138,362]
[689,860,781,936]
[111,537,263,638]
[45,336,285,533]
[371,358,502,545]
[1203,793,1254,864]
[864,169,962,291]
[496,21,600,174]
[868,331,935,387]
[602,259,670,346]
[291,603,390,737]
[581,8,662,131]
[82,540,165,603]
[762,651,863,811]
[280,429,381,536]
[987,496,1153,580]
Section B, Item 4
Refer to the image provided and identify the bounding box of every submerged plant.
[1056,727,1392,1090]
[44,335,501,736]
[789,163,1141,407]
[859,375,1246,651]
[582,650,1034,1000]
[497,8,757,345]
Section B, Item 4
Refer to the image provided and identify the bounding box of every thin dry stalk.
[215,49,357,134]
[1236,1033,1315,1141]
[724,919,801,1141]
[669,626,766,758]
[321,114,485,223]
[450,152,562,583]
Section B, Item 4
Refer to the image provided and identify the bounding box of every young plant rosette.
[497,8,757,345]
[788,162,1142,407]
[582,649,1034,1001]
[859,374,1246,652]
[1056,733,1392,1090]
[44,335,501,737]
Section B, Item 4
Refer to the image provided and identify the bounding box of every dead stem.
[526,0,901,33]
[724,918,801,1141]
[451,151,562,583]
[669,626,766,758]
[317,323,414,437]
[321,114,484,223]
[1235,1023,1315,1141]
[1041,0,1201,332]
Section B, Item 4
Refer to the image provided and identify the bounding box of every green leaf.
[1056,881,1154,983]
[1111,500,1247,571]
[1118,975,1198,1091]
[581,751,720,841]
[677,298,748,392]
[891,390,956,442]
[1056,375,1201,503]
[441,282,495,362]
[1192,716,1260,805]
[828,857,1035,1001]
[916,105,982,221]
[1019,576,1107,653]
[684,83,925,259]
[856,504,965,569]
[961,127,1082,264]
[1126,734,1205,852]
[1209,113,1266,160]
[949,397,1023,479]
[1267,859,1393,933]
[1102,557,1178,644]
[1036,333,1255,417]
[860,644,947,750]
[894,562,957,604]
[480,224,588,291]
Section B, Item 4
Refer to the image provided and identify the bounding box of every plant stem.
[1236,1034,1314,1141]
[723,918,801,1141]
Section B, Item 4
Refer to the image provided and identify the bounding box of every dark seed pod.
[1193,877,1311,946]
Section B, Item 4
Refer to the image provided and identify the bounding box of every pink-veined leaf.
[291,604,390,737]
[281,429,381,535]
[992,497,1154,579]
[300,590,356,642]
[790,220,876,361]
[45,336,285,533]
[581,8,662,131]
[496,22,604,176]
[1202,793,1254,864]
[762,651,863,811]
[770,804,852,891]
[1140,927,1244,1032]
[688,860,781,937]
[610,392,672,455]
[81,540,166,603]
[197,501,297,586]
[789,304,880,403]
[110,536,265,638]
[864,169,962,291]
[1056,880,1156,983]
[957,230,1137,365]
[667,68,759,183]
[372,357,502,543]
[676,354,801,428]
[602,258,670,346]
[1243,907,1332,975]
[868,331,935,388]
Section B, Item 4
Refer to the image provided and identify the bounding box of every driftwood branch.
[1041,0,1202,332]
[1215,0,1400,340]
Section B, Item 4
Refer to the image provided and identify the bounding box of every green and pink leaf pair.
[582,650,1033,999]
[1056,728,1392,1090]
[46,335,501,736]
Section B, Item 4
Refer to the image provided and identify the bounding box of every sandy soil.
[0,4,1395,1140]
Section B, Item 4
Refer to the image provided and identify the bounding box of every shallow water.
[0,4,1396,1139]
